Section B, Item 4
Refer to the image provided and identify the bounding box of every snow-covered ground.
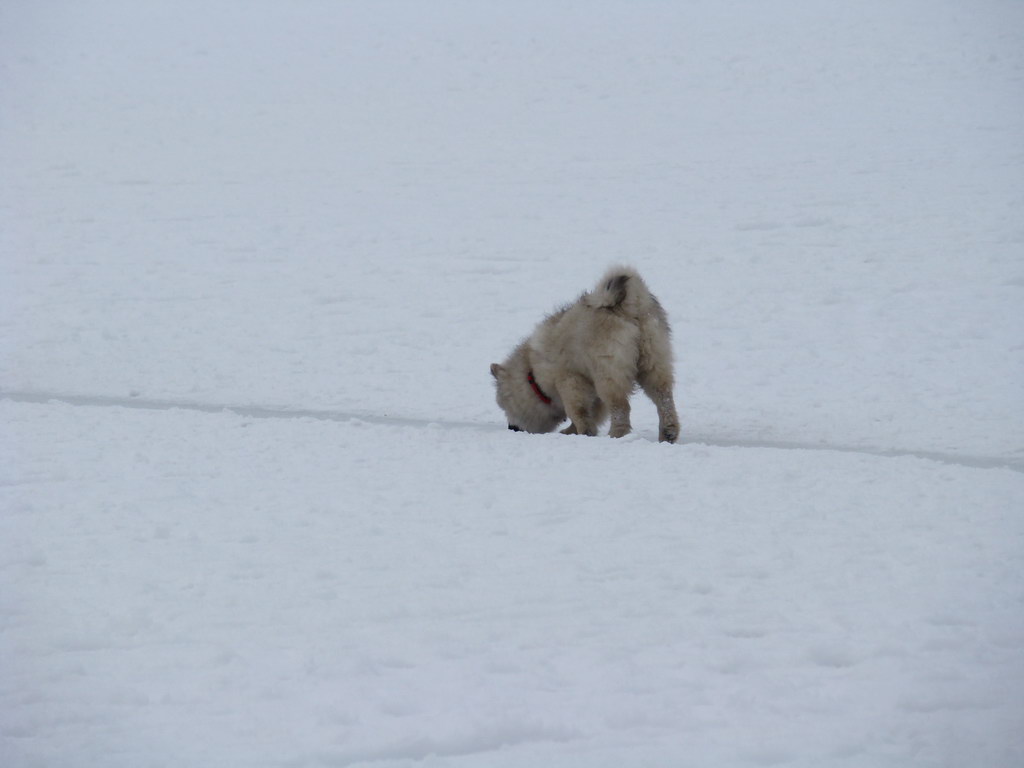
[2,1,1023,766]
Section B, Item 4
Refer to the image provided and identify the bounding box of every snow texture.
[2,1,1023,766]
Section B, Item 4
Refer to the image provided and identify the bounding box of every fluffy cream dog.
[491,266,680,442]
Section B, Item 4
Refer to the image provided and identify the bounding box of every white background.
[2,2,1022,766]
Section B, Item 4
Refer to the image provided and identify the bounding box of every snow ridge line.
[3,389,1021,474]
[0,390,495,432]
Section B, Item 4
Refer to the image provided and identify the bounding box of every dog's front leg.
[595,381,631,439]
[556,374,598,437]
[606,396,632,438]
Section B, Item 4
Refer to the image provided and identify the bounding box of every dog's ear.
[490,363,505,379]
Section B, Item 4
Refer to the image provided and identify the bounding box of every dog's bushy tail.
[588,265,651,316]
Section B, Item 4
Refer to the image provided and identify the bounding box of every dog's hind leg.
[640,375,679,443]
[636,303,679,443]
[655,391,679,443]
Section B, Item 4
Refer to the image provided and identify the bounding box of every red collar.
[527,371,552,404]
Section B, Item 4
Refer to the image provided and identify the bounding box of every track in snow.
[5,389,1021,474]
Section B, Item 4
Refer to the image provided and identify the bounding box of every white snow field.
[2,1,1023,766]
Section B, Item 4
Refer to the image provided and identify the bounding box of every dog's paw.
[659,424,679,444]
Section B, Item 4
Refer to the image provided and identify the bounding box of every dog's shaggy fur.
[491,266,680,442]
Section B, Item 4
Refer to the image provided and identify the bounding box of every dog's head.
[490,363,564,434]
